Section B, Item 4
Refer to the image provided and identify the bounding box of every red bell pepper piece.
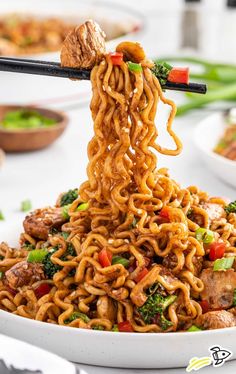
[118,321,134,332]
[109,52,123,66]
[35,283,52,299]
[135,267,149,283]
[98,248,112,267]
[168,67,189,85]
[199,300,210,314]
[209,242,226,261]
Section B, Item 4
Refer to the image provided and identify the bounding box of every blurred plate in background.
[194,112,236,188]
[0,0,145,108]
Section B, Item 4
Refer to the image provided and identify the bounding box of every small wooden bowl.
[0,105,68,152]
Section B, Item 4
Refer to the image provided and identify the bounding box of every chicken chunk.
[23,207,66,240]
[97,295,116,322]
[196,310,236,330]
[5,261,45,289]
[200,268,236,309]
[61,20,106,69]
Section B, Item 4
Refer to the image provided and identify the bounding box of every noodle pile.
[1,39,236,333]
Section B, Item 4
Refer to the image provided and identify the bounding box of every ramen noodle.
[1,22,236,333]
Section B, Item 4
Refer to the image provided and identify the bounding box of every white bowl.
[194,112,236,188]
[0,333,80,374]
[0,308,235,369]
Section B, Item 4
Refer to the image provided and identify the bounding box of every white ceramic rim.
[1,308,235,339]
[194,111,236,167]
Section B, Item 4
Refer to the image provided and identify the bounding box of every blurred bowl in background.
[0,0,145,109]
[0,105,68,152]
[194,112,236,188]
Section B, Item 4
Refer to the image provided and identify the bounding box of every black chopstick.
[0,57,207,94]
[0,57,90,80]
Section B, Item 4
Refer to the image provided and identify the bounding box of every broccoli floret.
[138,292,177,330]
[64,311,90,324]
[225,200,236,214]
[42,248,61,279]
[66,243,76,257]
[92,325,104,330]
[43,243,76,279]
[151,62,173,86]
[60,189,78,207]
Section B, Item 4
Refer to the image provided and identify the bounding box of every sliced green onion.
[77,202,89,211]
[112,324,119,332]
[127,61,142,73]
[187,325,202,332]
[65,311,90,324]
[213,257,235,271]
[195,228,214,244]
[0,210,4,221]
[21,199,32,212]
[92,325,104,330]
[0,271,3,279]
[61,204,71,219]
[112,256,130,268]
[27,249,48,263]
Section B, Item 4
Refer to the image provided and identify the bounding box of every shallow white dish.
[194,112,236,188]
[0,309,235,369]
[0,333,83,374]
[0,0,145,108]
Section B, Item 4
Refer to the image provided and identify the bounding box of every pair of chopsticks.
[0,56,207,94]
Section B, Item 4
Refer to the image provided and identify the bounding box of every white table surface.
[0,1,236,373]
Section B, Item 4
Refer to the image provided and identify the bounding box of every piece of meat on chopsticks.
[61,19,106,69]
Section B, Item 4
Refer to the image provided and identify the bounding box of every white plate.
[0,0,145,109]
[0,309,235,369]
[0,333,86,374]
[194,112,236,188]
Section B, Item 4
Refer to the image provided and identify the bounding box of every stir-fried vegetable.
[65,311,90,324]
[35,283,51,298]
[42,248,61,278]
[60,189,78,207]
[213,257,235,271]
[154,56,236,115]
[199,300,209,314]
[134,267,149,283]
[77,202,89,211]
[98,248,112,267]
[1,109,56,130]
[209,242,225,261]
[118,321,134,332]
[42,244,75,278]
[112,256,129,268]
[167,67,189,85]
[225,200,236,214]
[195,228,214,244]
[127,61,142,73]
[233,289,236,307]
[109,52,123,66]
[21,199,32,212]
[61,204,71,219]
[138,292,177,330]
[187,325,202,332]
[27,249,48,263]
